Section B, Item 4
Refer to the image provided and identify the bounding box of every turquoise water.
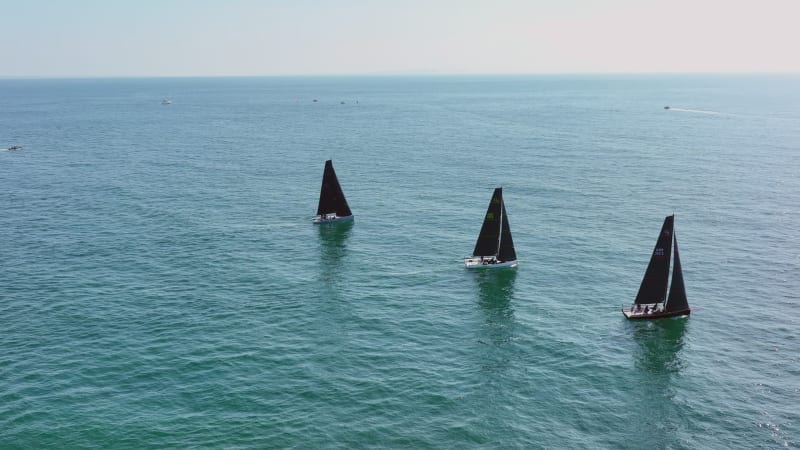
[1,75,799,448]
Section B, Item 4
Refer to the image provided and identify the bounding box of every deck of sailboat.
[464,257,517,269]
[312,214,354,224]
[622,306,691,320]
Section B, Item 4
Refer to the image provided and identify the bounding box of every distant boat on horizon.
[5,146,23,151]
[312,160,354,224]
[664,106,670,110]
[622,215,690,320]
[162,99,172,105]
[464,187,518,269]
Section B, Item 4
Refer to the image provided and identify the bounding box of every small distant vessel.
[664,106,670,110]
[622,215,690,319]
[464,187,518,269]
[6,146,23,151]
[313,99,318,103]
[162,99,172,105]
[312,160,354,224]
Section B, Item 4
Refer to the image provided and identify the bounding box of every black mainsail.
[472,188,516,261]
[472,188,503,257]
[634,215,674,305]
[316,160,352,218]
[664,234,689,313]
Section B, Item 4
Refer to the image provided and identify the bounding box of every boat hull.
[312,214,354,224]
[464,257,518,269]
[622,307,691,320]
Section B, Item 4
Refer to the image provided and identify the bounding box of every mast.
[664,234,689,312]
[472,188,504,257]
[634,215,674,305]
[316,160,352,217]
[496,202,503,257]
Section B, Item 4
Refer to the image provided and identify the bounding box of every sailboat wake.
[666,108,732,116]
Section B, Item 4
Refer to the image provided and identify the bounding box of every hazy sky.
[3,0,799,77]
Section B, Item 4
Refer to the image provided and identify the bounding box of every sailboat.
[312,160,354,223]
[465,187,518,269]
[623,215,690,319]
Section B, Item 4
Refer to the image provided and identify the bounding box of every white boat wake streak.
[666,107,733,116]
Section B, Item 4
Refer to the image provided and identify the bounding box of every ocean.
[1,75,798,448]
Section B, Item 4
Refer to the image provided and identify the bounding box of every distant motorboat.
[664,106,670,110]
[162,99,172,105]
[6,146,23,151]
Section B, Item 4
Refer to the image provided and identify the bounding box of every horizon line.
[2,71,800,81]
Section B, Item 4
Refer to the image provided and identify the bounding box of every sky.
[2,0,800,77]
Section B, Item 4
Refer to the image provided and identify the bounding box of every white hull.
[312,214,354,224]
[464,257,517,269]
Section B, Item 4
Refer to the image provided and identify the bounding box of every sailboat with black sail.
[465,187,518,269]
[623,215,690,319]
[313,160,353,223]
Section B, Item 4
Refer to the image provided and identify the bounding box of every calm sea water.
[1,75,799,448]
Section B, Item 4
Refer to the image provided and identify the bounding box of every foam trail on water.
[667,108,733,116]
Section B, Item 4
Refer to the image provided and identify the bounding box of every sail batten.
[634,215,674,305]
[316,160,352,218]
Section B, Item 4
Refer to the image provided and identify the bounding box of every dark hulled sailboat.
[312,160,353,223]
[622,215,691,319]
[464,188,518,269]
